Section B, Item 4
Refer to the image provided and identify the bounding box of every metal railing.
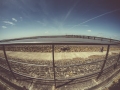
[0,36,120,89]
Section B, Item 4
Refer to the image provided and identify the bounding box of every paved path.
[0,50,120,61]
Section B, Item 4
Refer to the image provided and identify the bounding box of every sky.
[0,0,120,40]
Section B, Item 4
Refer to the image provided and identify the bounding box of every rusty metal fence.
[0,36,120,89]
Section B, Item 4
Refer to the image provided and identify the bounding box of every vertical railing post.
[110,39,111,42]
[114,53,120,69]
[52,44,56,88]
[117,53,120,63]
[97,45,110,79]
[88,36,89,39]
[3,45,16,79]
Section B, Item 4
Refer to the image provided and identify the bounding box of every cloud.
[12,18,17,22]
[64,0,79,21]
[82,25,88,27]
[71,8,120,29]
[2,26,7,29]
[87,30,91,32]
[37,21,46,26]
[3,21,15,25]
[20,17,22,19]
[20,17,23,21]
[45,31,49,34]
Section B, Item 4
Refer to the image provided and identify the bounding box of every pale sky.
[0,0,120,40]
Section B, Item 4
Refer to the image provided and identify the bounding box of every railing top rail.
[0,42,119,45]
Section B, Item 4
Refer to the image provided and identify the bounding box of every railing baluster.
[114,53,120,69]
[52,44,56,88]
[2,45,16,79]
[97,45,110,79]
